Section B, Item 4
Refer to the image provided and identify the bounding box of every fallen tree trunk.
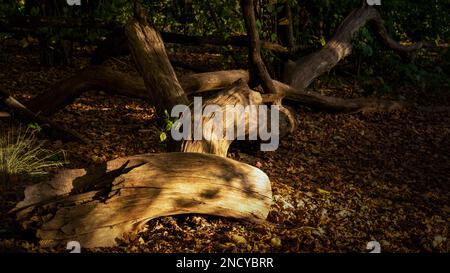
[12,153,272,248]
[27,68,402,116]
[26,67,250,116]
[272,80,403,113]
[0,89,88,143]
[26,66,149,115]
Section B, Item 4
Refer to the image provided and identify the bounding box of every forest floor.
[0,41,449,252]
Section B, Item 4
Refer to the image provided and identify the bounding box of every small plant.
[0,126,66,185]
[27,122,42,132]
[159,109,180,143]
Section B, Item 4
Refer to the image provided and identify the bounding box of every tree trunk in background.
[277,1,295,51]
[33,0,71,66]
[282,6,379,90]
[282,4,425,92]
[241,0,278,96]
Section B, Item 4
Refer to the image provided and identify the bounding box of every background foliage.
[1,0,449,90]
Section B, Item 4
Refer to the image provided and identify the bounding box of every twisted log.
[12,153,272,248]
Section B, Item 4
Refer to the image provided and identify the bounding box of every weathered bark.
[0,89,88,143]
[125,18,189,117]
[26,68,402,116]
[180,79,263,157]
[12,153,272,248]
[272,81,403,113]
[26,67,250,116]
[27,66,149,115]
[183,72,402,113]
[282,5,426,91]
[182,70,250,94]
[283,6,375,90]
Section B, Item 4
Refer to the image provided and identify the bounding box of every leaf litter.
[0,44,449,253]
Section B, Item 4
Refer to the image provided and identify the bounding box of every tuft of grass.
[0,126,66,184]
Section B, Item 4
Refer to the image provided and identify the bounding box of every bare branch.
[241,0,279,96]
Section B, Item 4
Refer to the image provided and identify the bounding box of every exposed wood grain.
[125,18,189,117]
[181,79,263,157]
[14,153,272,248]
